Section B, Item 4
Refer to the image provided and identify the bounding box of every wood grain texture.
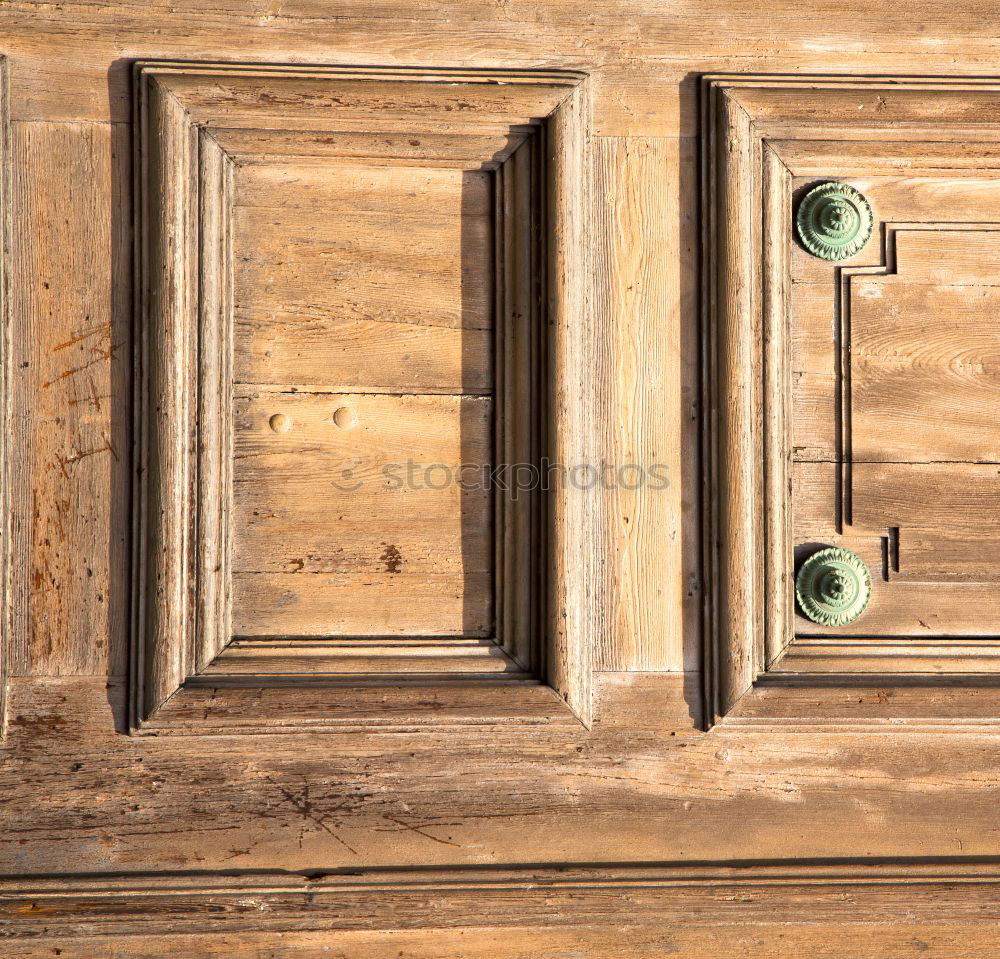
[205,638,527,676]
[133,72,207,721]
[0,60,7,736]
[13,4,1000,138]
[231,161,493,393]
[133,63,589,729]
[790,191,1000,643]
[851,272,1000,466]
[3,858,1000,956]
[232,198,495,392]
[545,78,594,724]
[10,8,1000,952]
[195,131,234,674]
[3,675,1000,871]
[12,121,129,680]
[231,392,494,637]
[704,84,762,719]
[5,924,1000,959]
[592,138,690,671]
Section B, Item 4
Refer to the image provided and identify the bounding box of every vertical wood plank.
[592,137,693,671]
[711,91,761,717]
[0,58,9,733]
[761,145,794,668]
[194,132,233,671]
[134,79,200,718]
[546,80,594,724]
[10,120,130,678]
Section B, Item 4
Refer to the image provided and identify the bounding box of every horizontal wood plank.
[233,200,493,391]
[232,392,493,637]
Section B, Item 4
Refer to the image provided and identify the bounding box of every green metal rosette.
[795,547,872,627]
[796,182,873,261]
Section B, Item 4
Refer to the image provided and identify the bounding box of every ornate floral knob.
[795,547,872,627]
[796,182,873,260]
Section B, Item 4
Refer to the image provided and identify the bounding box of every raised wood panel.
[791,220,1000,628]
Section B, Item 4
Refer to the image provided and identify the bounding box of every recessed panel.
[791,185,1000,636]
[703,75,1000,724]
[229,158,494,639]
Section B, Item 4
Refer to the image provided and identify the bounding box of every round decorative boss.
[795,182,873,261]
[795,547,872,627]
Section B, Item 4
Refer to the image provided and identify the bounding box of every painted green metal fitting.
[796,182,873,260]
[795,547,872,627]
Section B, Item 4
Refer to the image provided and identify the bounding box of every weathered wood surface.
[707,79,1000,727]
[233,161,494,391]
[232,392,494,637]
[3,675,1000,872]
[10,121,129,679]
[3,859,1000,955]
[592,137,694,672]
[11,2,1000,136]
[6,925,1000,959]
[790,173,1000,640]
[4,4,1000,954]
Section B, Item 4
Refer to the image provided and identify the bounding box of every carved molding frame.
[2,859,1000,938]
[701,74,1000,728]
[131,62,595,733]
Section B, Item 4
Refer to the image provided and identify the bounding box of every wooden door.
[1,8,999,959]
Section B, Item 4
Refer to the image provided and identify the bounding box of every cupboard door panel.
[705,76,1000,718]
